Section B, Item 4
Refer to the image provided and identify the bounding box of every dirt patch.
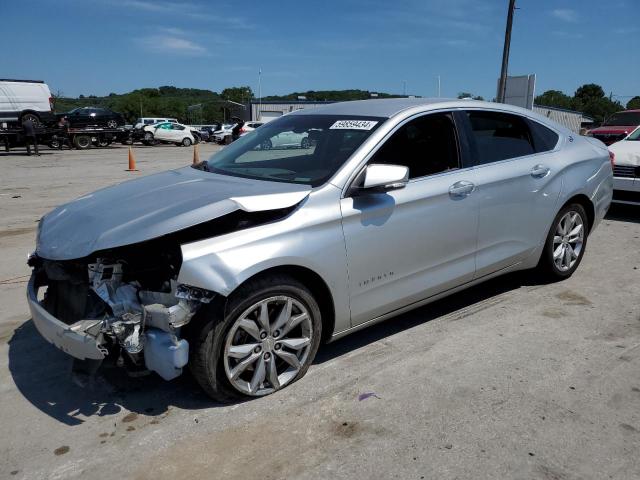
[620,423,638,433]
[134,408,384,480]
[0,226,36,240]
[541,308,567,319]
[54,446,70,456]
[122,412,138,423]
[555,290,592,306]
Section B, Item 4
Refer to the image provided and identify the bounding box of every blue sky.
[2,0,638,102]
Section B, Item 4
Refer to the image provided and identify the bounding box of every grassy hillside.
[53,86,224,124]
[53,87,405,124]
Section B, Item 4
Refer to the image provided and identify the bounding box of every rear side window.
[466,111,535,164]
[528,120,559,152]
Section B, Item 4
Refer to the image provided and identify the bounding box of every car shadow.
[315,269,542,364]
[605,203,639,224]
[7,321,216,426]
[8,270,544,426]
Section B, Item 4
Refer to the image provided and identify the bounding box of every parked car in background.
[588,110,640,145]
[195,127,211,142]
[142,121,195,146]
[27,99,612,402]
[239,121,264,135]
[198,124,221,142]
[60,107,125,129]
[0,79,56,126]
[260,129,311,149]
[212,123,235,143]
[609,126,640,205]
[134,117,178,129]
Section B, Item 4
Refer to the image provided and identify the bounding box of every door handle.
[449,180,475,197]
[530,164,550,178]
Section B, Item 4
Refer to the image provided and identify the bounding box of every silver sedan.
[28,99,613,401]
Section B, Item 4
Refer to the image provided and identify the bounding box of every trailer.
[0,123,132,151]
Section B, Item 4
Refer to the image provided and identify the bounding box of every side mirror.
[360,164,409,192]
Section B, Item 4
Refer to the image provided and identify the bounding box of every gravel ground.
[0,144,639,480]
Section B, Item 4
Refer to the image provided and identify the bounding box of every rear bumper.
[27,274,106,360]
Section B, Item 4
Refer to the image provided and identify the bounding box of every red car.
[588,109,640,145]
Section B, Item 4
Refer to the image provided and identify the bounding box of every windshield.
[627,127,640,141]
[200,114,385,186]
[604,112,640,126]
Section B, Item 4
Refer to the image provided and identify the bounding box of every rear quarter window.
[527,120,559,152]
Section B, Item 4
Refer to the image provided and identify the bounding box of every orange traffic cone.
[126,146,138,171]
[192,143,200,164]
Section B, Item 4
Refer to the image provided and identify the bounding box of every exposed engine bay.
[29,202,301,381]
[31,243,213,381]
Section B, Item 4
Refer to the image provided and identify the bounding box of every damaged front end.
[27,245,213,381]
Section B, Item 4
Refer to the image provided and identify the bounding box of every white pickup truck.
[0,79,56,126]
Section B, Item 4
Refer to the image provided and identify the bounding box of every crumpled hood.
[609,140,640,167]
[37,166,311,260]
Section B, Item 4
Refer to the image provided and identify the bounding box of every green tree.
[574,84,605,103]
[221,86,253,104]
[457,92,484,100]
[571,84,622,122]
[627,96,640,110]
[535,90,575,110]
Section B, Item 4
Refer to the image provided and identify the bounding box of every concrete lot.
[0,143,639,480]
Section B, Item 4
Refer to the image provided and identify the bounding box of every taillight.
[609,150,615,168]
[239,128,246,133]
[49,96,54,110]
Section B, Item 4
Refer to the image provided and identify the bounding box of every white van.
[134,117,178,129]
[0,79,56,126]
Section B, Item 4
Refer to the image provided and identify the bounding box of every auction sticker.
[329,120,378,130]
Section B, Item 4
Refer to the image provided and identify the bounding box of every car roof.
[289,98,540,119]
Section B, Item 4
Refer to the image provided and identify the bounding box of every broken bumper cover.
[27,274,106,361]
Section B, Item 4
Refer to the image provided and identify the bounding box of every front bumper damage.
[28,274,107,361]
[27,256,214,380]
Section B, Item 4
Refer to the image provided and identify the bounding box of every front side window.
[466,111,535,164]
[369,112,460,179]
[172,124,185,130]
[201,114,385,186]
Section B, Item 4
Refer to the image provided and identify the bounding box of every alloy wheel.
[552,211,584,272]
[223,295,313,396]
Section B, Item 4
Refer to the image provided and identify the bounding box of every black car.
[60,107,125,129]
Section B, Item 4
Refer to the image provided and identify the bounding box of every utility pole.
[258,68,262,121]
[497,0,516,103]
[437,75,441,98]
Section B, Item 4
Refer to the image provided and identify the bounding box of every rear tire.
[188,275,322,402]
[73,134,92,150]
[20,112,41,126]
[537,203,589,279]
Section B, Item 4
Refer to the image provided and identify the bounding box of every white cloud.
[116,0,252,28]
[551,8,578,22]
[137,35,207,56]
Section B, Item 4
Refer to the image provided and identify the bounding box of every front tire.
[189,275,322,402]
[182,137,192,147]
[538,203,588,279]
